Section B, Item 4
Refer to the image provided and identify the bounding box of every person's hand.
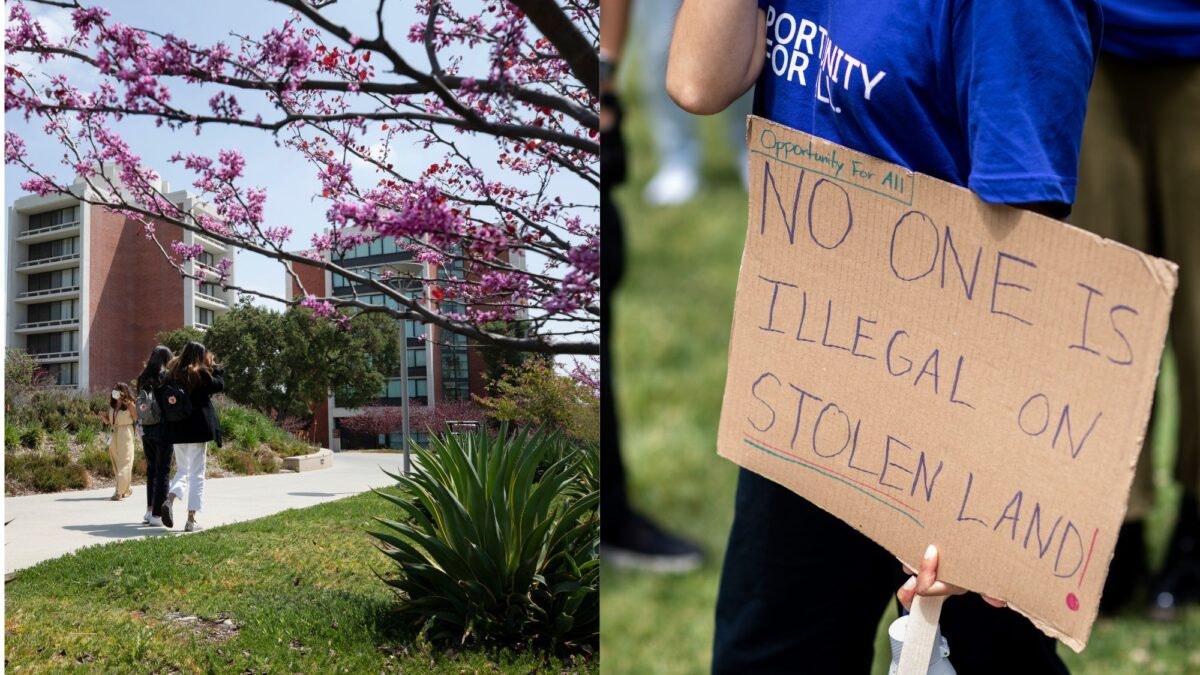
[896,544,1006,610]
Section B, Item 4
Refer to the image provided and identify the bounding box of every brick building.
[7,168,237,391]
[285,236,492,450]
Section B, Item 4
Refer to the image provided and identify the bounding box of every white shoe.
[644,164,699,206]
[184,520,202,532]
[147,516,164,527]
[142,511,152,524]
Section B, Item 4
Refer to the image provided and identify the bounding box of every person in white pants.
[168,442,208,524]
[160,341,226,532]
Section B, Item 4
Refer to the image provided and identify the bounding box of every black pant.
[600,185,632,533]
[143,435,172,516]
[713,470,1068,675]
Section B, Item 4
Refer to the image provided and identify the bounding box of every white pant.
[169,442,208,513]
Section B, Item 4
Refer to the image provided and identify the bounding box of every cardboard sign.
[717,116,1177,651]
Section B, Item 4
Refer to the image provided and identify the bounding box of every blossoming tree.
[5,0,599,355]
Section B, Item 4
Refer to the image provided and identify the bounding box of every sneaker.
[160,500,174,529]
[601,511,703,573]
[142,511,152,524]
[147,516,164,527]
[184,520,202,533]
[644,164,699,207]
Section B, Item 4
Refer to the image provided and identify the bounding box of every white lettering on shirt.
[763,6,888,112]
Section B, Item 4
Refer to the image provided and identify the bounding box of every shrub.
[20,426,44,450]
[76,425,98,446]
[50,428,71,455]
[372,424,598,653]
[8,451,90,492]
[31,462,89,492]
[5,425,23,451]
[80,445,114,478]
[213,446,280,475]
[217,401,312,457]
[476,361,599,444]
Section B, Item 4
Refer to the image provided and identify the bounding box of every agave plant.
[371,423,599,653]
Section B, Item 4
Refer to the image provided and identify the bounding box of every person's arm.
[208,367,225,395]
[666,1,766,115]
[599,0,630,133]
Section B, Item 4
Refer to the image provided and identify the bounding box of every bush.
[76,425,98,446]
[217,401,312,457]
[50,428,71,455]
[20,426,44,450]
[7,451,90,492]
[79,444,114,478]
[5,425,23,451]
[372,424,598,653]
[212,446,280,475]
[476,361,600,444]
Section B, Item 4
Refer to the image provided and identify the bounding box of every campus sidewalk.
[5,451,405,575]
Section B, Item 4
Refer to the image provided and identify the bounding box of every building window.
[26,205,79,232]
[41,362,78,386]
[380,377,428,403]
[198,282,221,298]
[407,346,427,370]
[196,307,215,326]
[26,331,78,355]
[27,236,80,262]
[27,299,78,323]
[27,268,80,292]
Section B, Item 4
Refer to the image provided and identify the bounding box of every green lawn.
[601,84,1200,674]
[5,489,593,673]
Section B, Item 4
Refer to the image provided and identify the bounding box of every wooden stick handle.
[897,594,946,675]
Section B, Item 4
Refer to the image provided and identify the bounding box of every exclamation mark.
[1065,527,1100,612]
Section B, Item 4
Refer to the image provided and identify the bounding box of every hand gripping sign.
[717,116,1177,651]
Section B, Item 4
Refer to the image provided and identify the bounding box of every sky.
[4,0,596,341]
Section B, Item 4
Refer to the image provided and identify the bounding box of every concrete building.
[7,168,237,390]
[286,237,489,450]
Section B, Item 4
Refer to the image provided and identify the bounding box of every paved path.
[5,452,407,575]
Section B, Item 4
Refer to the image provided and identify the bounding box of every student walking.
[136,345,173,527]
[161,341,225,532]
[107,382,137,501]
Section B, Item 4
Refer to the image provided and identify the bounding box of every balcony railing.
[17,317,80,330]
[194,262,219,278]
[17,285,80,300]
[18,220,80,239]
[195,232,227,251]
[17,253,81,270]
[195,291,226,305]
[30,350,80,361]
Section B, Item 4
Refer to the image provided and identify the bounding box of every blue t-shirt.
[1099,0,1200,60]
[754,0,1100,206]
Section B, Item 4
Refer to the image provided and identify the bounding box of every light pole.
[380,261,423,475]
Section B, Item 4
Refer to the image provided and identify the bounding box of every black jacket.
[168,367,225,447]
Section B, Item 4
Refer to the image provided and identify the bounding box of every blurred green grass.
[601,81,1200,674]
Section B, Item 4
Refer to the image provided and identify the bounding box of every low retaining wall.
[283,448,334,472]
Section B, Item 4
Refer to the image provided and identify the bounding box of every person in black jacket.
[136,345,173,527]
[161,341,225,532]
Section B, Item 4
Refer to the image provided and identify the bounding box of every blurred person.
[600,0,704,572]
[161,341,225,532]
[136,345,173,528]
[107,382,137,501]
[668,0,1099,672]
[635,0,752,205]
[1073,0,1200,619]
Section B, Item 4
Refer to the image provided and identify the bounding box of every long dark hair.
[109,382,135,413]
[136,345,173,392]
[167,341,214,393]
